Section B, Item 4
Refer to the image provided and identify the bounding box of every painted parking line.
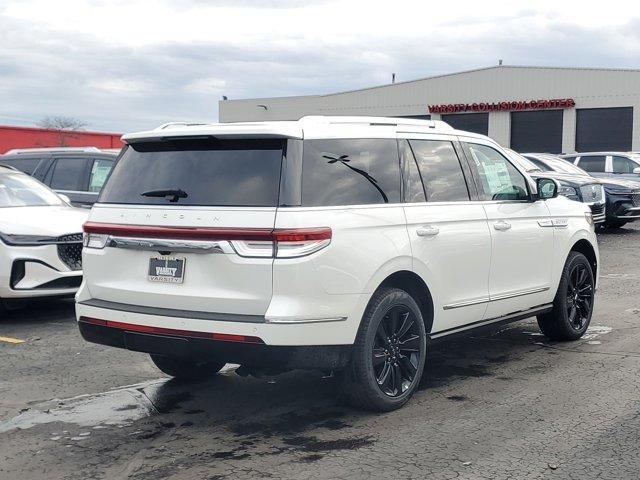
[0,336,25,344]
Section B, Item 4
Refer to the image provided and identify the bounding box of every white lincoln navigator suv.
[77,116,599,411]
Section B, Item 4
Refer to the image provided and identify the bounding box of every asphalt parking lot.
[1,226,640,480]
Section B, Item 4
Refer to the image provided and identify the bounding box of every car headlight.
[0,233,58,246]
[558,184,579,200]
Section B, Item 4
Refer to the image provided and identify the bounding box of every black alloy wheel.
[339,287,427,412]
[566,263,594,331]
[372,306,422,397]
[537,251,595,341]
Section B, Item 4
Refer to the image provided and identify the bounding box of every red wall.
[0,125,124,154]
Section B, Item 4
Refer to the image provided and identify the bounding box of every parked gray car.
[0,147,118,207]
[541,153,640,228]
[561,152,640,181]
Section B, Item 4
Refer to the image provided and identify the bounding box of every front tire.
[339,288,427,412]
[150,354,226,381]
[537,252,595,341]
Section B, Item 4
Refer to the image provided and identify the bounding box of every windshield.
[505,150,541,172]
[537,155,589,175]
[0,172,64,208]
[99,138,285,207]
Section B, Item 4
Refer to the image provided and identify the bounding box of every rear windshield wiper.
[141,188,188,203]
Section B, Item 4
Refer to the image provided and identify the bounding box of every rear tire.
[339,287,427,412]
[150,354,226,381]
[537,252,595,341]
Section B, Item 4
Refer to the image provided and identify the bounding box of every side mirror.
[633,167,640,175]
[537,178,558,200]
[58,193,71,204]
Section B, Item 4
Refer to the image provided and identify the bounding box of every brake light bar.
[83,222,332,258]
[83,222,274,241]
[83,222,331,242]
[79,316,264,344]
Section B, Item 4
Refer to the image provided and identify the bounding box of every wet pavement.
[2,225,640,479]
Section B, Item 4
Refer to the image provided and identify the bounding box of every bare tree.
[37,116,88,146]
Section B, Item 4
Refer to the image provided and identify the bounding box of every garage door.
[576,107,633,152]
[510,110,563,153]
[441,113,489,135]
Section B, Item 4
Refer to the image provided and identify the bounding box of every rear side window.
[578,156,606,172]
[400,140,426,203]
[301,139,400,207]
[99,139,284,206]
[1,157,41,175]
[409,140,469,202]
[50,158,88,191]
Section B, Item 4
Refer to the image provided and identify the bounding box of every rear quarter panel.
[271,205,411,344]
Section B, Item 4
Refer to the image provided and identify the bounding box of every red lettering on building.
[427,98,575,114]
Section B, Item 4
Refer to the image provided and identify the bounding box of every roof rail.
[299,115,453,130]
[3,146,101,155]
[154,121,211,131]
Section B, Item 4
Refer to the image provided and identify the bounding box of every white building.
[219,65,640,153]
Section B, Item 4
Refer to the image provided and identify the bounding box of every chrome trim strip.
[265,316,347,324]
[443,286,550,310]
[107,236,232,254]
[78,298,266,323]
[443,297,490,310]
[490,286,550,302]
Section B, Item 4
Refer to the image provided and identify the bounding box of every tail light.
[231,228,332,258]
[82,223,331,258]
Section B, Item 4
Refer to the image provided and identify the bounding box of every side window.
[466,143,529,201]
[301,139,401,207]
[400,140,426,203]
[89,158,115,192]
[0,158,41,175]
[409,139,470,202]
[49,158,88,191]
[612,156,637,174]
[577,155,606,172]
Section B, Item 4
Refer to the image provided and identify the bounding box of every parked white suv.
[1,166,87,307]
[77,116,599,411]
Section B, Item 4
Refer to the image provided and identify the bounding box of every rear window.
[301,139,400,207]
[99,139,284,207]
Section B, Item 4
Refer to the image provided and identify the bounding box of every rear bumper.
[75,294,366,346]
[77,319,351,370]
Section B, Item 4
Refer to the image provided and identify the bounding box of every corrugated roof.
[228,64,640,102]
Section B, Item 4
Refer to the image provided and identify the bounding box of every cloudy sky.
[0,0,639,132]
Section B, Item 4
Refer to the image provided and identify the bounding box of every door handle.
[416,225,440,237]
[493,220,512,231]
